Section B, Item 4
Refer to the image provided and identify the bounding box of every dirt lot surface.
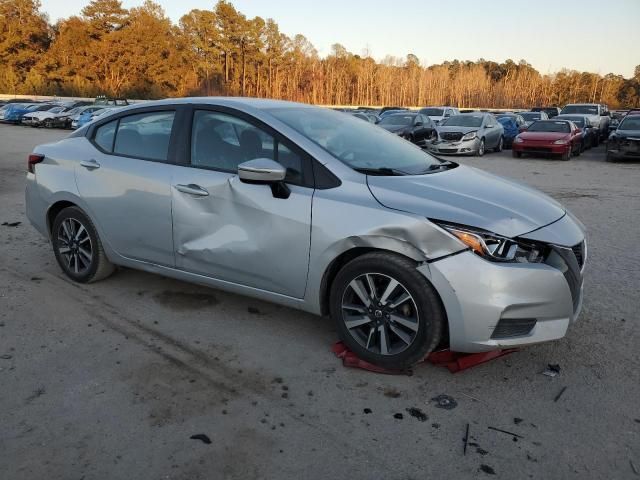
[1,124,639,479]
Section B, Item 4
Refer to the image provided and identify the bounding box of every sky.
[39,0,640,78]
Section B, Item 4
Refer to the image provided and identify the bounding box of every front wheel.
[560,148,571,161]
[512,150,522,158]
[329,252,444,370]
[476,138,485,157]
[52,206,115,283]
[43,118,53,128]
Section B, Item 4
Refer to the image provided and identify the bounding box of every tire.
[329,252,445,370]
[512,150,522,158]
[575,142,581,157]
[43,118,53,129]
[494,136,504,152]
[52,206,115,283]
[593,134,600,147]
[476,138,485,157]
[560,149,571,161]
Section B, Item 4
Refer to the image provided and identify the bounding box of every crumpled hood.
[367,165,566,238]
[436,125,478,134]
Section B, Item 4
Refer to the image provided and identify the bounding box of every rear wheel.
[43,118,53,128]
[52,207,115,283]
[330,252,444,370]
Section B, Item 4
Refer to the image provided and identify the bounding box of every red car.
[512,120,583,160]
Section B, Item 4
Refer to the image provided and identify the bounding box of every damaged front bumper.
[429,137,480,155]
[419,238,585,353]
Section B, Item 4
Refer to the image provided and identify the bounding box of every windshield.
[379,114,415,126]
[267,107,444,174]
[420,108,444,116]
[561,105,598,115]
[527,121,570,133]
[619,116,640,130]
[521,112,542,121]
[440,115,483,127]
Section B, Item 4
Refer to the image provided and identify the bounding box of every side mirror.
[486,124,494,128]
[414,121,423,127]
[238,158,286,184]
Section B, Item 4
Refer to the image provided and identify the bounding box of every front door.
[171,108,313,298]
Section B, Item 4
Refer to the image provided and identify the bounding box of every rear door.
[76,108,178,266]
[170,106,314,298]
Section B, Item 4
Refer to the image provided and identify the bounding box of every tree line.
[2,0,639,108]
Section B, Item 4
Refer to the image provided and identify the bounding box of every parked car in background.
[418,106,460,125]
[560,103,610,141]
[378,108,409,119]
[431,112,504,156]
[377,112,436,147]
[25,98,587,369]
[555,114,598,149]
[512,120,582,160]
[22,105,70,127]
[495,113,526,130]
[606,114,640,162]
[379,106,407,116]
[1,103,36,123]
[625,109,640,116]
[64,106,106,129]
[351,111,379,123]
[531,107,561,118]
[496,116,519,148]
[94,96,130,107]
[521,111,549,127]
[73,106,112,129]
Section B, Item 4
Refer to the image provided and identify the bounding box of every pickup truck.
[560,104,610,140]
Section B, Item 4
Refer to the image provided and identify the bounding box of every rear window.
[94,120,117,151]
[113,111,175,161]
[420,108,444,116]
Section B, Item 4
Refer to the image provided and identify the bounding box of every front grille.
[523,147,553,153]
[491,318,537,339]
[438,148,458,154]
[440,132,463,141]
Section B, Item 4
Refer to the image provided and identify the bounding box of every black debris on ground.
[1,221,21,227]
[190,434,212,445]
[554,386,568,402]
[477,447,489,456]
[363,408,372,414]
[630,460,639,476]
[247,306,261,315]
[514,417,523,425]
[463,423,470,455]
[405,407,427,422]
[542,363,561,377]
[393,413,403,420]
[272,377,283,384]
[487,426,524,439]
[0,354,12,360]
[431,394,458,410]
[431,423,440,429]
[479,464,496,475]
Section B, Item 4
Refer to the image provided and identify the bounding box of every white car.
[419,106,460,125]
[22,106,69,127]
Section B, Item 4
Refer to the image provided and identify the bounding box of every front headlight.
[461,131,477,141]
[439,224,546,263]
[514,136,524,143]
[553,139,569,145]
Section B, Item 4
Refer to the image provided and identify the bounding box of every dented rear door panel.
[171,166,313,298]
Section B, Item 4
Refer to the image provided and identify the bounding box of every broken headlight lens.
[440,225,546,263]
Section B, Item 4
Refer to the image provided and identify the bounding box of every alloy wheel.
[341,273,419,355]
[57,218,93,275]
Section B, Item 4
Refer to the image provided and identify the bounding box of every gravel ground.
[1,124,639,480]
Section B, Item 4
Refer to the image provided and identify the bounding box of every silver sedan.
[25,98,586,369]
[431,112,505,156]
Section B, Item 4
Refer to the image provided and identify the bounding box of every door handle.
[174,183,209,197]
[80,159,100,170]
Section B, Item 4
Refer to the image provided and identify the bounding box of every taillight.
[28,154,45,174]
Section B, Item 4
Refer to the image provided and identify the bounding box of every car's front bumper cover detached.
[429,137,481,155]
[420,215,585,352]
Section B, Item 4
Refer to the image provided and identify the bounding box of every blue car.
[497,116,519,148]
[2,103,38,123]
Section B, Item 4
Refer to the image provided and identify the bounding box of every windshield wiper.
[353,167,410,176]
[425,160,457,171]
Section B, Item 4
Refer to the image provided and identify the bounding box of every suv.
[560,104,610,140]
[419,106,460,125]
